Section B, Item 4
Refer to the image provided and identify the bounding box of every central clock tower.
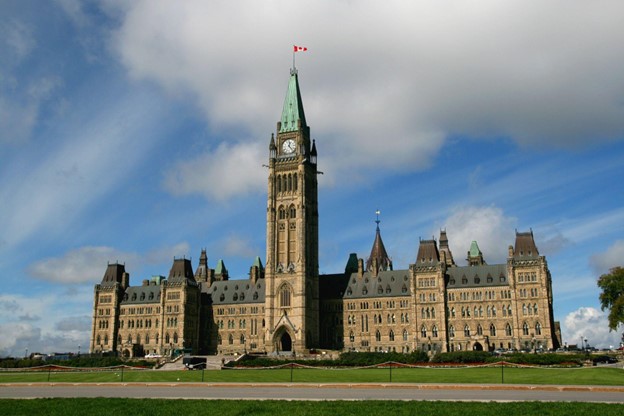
[264,68,319,353]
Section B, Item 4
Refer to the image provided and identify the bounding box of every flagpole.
[292,46,296,70]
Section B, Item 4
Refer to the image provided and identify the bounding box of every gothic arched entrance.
[279,332,292,352]
[473,342,483,351]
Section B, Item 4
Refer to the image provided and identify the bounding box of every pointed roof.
[168,258,196,284]
[514,230,539,258]
[467,240,486,266]
[439,229,455,266]
[366,222,393,272]
[469,241,482,257]
[279,69,307,133]
[252,256,264,271]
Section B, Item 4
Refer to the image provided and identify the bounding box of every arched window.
[96,335,101,345]
[389,330,395,342]
[228,334,233,345]
[165,333,170,344]
[279,284,292,307]
[240,334,245,344]
[535,322,542,335]
[144,334,149,344]
[278,206,286,220]
[477,324,483,336]
[173,333,178,343]
[155,333,159,344]
[432,325,438,338]
[505,323,512,336]
[421,325,427,338]
[289,205,296,218]
[449,325,455,338]
[451,307,456,318]
[533,303,538,315]
[403,329,408,341]
[489,324,496,336]
[276,175,281,193]
[293,173,297,191]
[375,330,381,342]
[136,334,141,344]
[522,322,529,336]
[464,325,471,337]
[349,331,355,342]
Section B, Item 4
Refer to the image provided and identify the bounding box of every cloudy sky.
[1,0,623,357]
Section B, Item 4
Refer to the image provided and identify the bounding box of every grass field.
[1,365,623,385]
[0,399,623,416]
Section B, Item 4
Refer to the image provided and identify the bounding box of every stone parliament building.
[90,69,561,357]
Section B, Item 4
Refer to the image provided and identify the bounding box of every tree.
[597,266,624,332]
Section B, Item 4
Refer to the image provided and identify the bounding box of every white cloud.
[562,307,623,349]
[222,235,259,259]
[2,19,35,62]
[28,246,140,284]
[590,240,624,275]
[437,205,517,265]
[108,0,624,200]
[28,242,192,284]
[163,141,266,200]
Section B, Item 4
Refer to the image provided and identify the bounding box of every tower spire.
[366,210,393,272]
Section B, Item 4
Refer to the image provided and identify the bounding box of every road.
[1,383,623,402]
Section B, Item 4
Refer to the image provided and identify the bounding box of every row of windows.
[518,288,539,297]
[120,318,160,329]
[120,306,157,315]
[97,320,109,329]
[348,328,411,343]
[346,313,411,326]
[518,272,537,283]
[276,174,298,194]
[448,289,512,302]
[99,295,112,304]
[449,304,514,318]
[418,293,437,302]
[417,278,436,288]
[522,303,539,316]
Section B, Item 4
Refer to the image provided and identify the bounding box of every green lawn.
[0,399,623,416]
[1,365,623,385]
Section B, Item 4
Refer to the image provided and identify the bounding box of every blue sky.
[1,0,623,357]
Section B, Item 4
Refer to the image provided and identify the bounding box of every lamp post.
[78,344,81,357]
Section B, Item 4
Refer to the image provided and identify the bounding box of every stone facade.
[90,69,560,356]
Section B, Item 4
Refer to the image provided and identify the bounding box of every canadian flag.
[294,45,308,52]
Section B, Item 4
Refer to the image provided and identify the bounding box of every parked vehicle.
[592,355,618,365]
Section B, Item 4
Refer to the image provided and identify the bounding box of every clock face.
[282,139,296,154]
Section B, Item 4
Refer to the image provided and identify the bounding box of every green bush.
[430,351,491,364]
[226,351,429,368]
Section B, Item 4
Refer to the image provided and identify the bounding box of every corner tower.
[265,68,319,353]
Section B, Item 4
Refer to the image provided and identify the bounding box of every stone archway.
[279,332,292,352]
[473,342,483,351]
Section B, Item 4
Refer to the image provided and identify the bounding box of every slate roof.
[206,279,265,305]
[343,270,412,299]
[446,264,509,289]
[121,284,162,305]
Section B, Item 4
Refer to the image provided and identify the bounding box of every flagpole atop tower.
[293,45,308,70]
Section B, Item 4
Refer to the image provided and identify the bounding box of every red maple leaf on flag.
[294,45,308,52]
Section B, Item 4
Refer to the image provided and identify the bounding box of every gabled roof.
[279,69,307,133]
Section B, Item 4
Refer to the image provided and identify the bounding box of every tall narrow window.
[279,285,291,308]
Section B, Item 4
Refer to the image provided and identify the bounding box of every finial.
[375,209,381,230]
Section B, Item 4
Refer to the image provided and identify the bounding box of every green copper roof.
[469,241,482,257]
[252,256,264,270]
[215,259,227,275]
[279,69,306,133]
